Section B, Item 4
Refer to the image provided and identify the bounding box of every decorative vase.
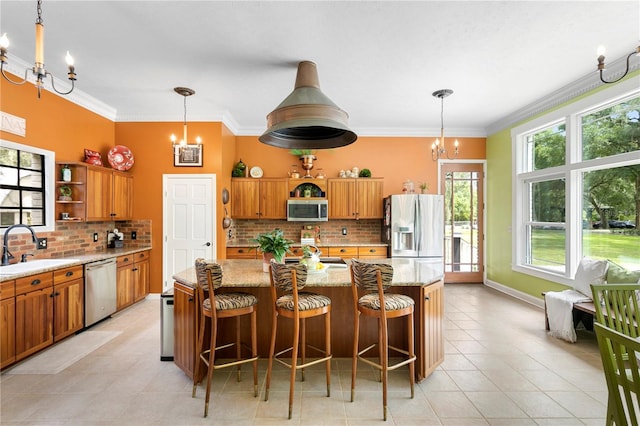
[300,155,316,178]
[262,252,276,273]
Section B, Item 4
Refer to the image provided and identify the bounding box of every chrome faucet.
[2,224,39,266]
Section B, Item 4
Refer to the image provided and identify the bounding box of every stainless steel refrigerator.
[382,194,444,260]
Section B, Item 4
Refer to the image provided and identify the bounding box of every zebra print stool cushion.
[358,293,415,311]
[203,292,258,311]
[276,292,331,311]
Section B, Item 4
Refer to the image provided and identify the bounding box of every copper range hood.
[259,61,357,149]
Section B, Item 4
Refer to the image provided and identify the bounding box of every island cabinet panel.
[419,279,444,380]
[173,281,200,381]
[0,280,16,369]
[52,266,84,342]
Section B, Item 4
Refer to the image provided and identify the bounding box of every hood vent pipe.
[259,61,357,149]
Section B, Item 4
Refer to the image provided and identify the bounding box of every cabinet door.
[420,280,444,379]
[116,264,135,310]
[231,179,260,219]
[357,246,388,259]
[328,179,356,219]
[174,282,198,380]
[86,167,113,221]
[259,179,288,219]
[226,247,257,259]
[356,178,384,219]
[112,171,133,220]
[53,278,84,341]
[15,288,54,361]
[133,256,150,302]
[0,297,16,368]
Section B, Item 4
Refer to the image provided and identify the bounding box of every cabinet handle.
[188,297,194,302]
[369,249,376,253]
[65,271,74,277]
[424,295,430,301]
[124,257,129,262]
[132,268,138,272]
[31,279,41,285]
[239,249,245,253]
[340,249,347,253]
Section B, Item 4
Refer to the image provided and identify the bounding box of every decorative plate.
[250,166,263,178]
[107,145,134,171]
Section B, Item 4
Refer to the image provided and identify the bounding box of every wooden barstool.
[265,261,332,419]
[192,258,259,418]
[349,258,416,421]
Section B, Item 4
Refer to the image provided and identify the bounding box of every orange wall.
[235,136,486,195]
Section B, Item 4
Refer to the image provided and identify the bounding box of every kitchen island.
[173,258,444,382]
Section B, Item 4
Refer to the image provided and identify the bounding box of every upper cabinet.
[231,178,288,219]
[327,178,384,220]
[56,162,133,222]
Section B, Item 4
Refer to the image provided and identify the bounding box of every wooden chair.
[192,258,258,418]
[594,322,640,426]
[349,258,416,421]
[591,283,640,425]
[265,261,332,419]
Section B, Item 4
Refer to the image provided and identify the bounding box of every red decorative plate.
[107,145,134,171]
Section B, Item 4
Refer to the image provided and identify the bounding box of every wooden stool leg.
[265,310,278,401]
[204,317,217,418]
[192,309,206,398]
[408,311,415,398]
[300,318,306,382]
[289,315,300,419]
[380,316,389,422]
[251,309,258,397]
[235,316,242,382]
[325,310,331,397]
[351,310,360,402]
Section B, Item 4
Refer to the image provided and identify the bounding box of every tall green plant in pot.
[251,229,294,272]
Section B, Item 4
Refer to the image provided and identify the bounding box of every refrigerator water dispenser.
[394,226,414,251]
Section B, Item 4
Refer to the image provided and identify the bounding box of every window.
[513,79,640,284]
[0,141,55,233]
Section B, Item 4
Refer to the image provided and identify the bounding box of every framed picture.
[174,145,203,167]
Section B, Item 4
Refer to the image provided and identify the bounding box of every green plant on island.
[250,229,294,263]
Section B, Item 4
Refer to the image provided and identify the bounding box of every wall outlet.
[131,231,137,240]
[37,237,47,249]
[342,227,348,236]
[93,233,98,242]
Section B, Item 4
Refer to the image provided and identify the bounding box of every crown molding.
[486,52,640,135]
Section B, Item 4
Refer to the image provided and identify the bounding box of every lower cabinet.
[133,251,150,302]
[1,280,16,369]
[15,272,54,361]
[52,266,84,342]
[173,281,199,380]
[116,250,150,310]
[419,279,444,379]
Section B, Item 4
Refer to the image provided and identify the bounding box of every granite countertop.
[227,241,388,248]
[0,246,152,281]
[173,258,443,289]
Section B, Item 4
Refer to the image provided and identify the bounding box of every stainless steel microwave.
[287,199,328,222]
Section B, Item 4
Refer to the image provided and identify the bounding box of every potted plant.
[250,229,294,272]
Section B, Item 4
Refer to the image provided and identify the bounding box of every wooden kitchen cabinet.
[357,245,388,259]
[15,272,54,361]
[328,246,359,259]
[231,178,288,219]
[0,280,16,369]
[419,279,444,379]
[133,251,150,302]
[87,166,133,221]
[226,247,258,259]
[55,163,87,222]
[116,251,149,310]
[52,265,84,342]
[173,281,200,381]
[327,178,384,220]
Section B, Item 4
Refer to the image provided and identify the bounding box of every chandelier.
[170,87,202,153]
[596,45,640,84]
[0,0,77,98]
[431,89,459,161]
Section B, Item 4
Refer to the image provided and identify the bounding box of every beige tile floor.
[1,284,606,425]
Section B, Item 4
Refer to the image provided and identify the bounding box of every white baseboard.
[483,279,545,309]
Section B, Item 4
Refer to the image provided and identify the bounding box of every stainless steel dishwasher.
[84,258,117,327]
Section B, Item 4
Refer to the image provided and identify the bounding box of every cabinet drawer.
[358,246,388,258]
[328,247,358,258]
[116,254,133,267]
[133,251,149,263]
[1,280,15,300]
[15,272,53,295]
[53,265,84,285]
[226,247,257,259]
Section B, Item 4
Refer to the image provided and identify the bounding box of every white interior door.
[163,174,216,291]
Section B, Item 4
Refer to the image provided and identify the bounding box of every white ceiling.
[1,1,638,138]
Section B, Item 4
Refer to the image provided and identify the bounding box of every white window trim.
[511,76,640,286]
[1,140,56,235]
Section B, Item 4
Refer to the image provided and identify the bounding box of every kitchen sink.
[0,259,80,276]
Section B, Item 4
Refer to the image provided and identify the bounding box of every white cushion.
[573,257,608,297]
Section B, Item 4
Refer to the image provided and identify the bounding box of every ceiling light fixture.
[431,89,458,161]
[170,87,202,154]
[259,60,357,150]
[0,0,76,98]
[596,45,640,84]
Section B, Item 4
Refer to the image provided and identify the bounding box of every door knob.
[205,242,211,246]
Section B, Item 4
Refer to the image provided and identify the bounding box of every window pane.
[19,151,43,170]
[0,209,19,226]
[582,95,640,160]
[530,179,565,222]
[0,166,18,186]
[526,123,566,171]
[583,167,639,270]
[21,190,44,208]
[527,224,566,271]
[0,147,18,167]
[0,188,18,207]
[18,170,43,189]
[23,210,44,226]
